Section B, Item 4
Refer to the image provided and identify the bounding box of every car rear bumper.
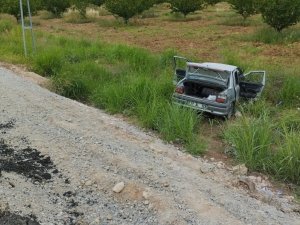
[172,94,231,116]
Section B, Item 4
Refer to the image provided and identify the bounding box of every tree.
[260,0,300,32]
[42,0,71,17]
[227,0,258,20]
[105,0,154,24]
[0,0,42,20]
[72,0,104,18]
[169,0,205,17]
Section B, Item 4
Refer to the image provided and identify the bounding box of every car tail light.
[216,95,227,103]
[175,86,184,94]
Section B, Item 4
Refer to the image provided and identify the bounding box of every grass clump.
[63,10,94,24]
[217,16,252,26]
[38,10,56,20]
[278,76,300,108]
[277,109,300,132]
[273,130,300,184]
[33,48,64,76]
[244,27,300,44]
[224,115,273,171]
[0,19,14,32]
[225,112,300,184]
[239,99,273,118]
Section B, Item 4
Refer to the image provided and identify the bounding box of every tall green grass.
[225,113,300,184]
[0,19,14,33]
[224,115,273,171]
[273,130,300,184]
[0,27,205,154]
[279,76,300,108]
[243,27,300,44]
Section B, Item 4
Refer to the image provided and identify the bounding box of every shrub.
[0,20,14,33]
[0,0,42,20]
[227,0,258,20]
[105,0,154,24]
[260,0,300,32]
[42,0,71,17]
[169,0,206,17]
[72,0,104,18]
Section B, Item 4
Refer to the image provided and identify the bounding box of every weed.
[279,76,300,108]
[52,76,90,101]
[97,18,125,28]
[217,16,252,26]
[239,99,273,118]
[244,27,300,44]
[0,19,14,33]
[224,115,273,172]
[97,7,111,16]
[63,11,94,24]
[277,109,300,132]
[38,10,56,20]
[273,130,300,184]
[140,8,158,19]
[221,49,250,71]
[33,49,64,76]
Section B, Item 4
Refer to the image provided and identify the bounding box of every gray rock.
[112,182,125,193]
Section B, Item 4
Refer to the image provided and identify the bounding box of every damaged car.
[172,56,266,118]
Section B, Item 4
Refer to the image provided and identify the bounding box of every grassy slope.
[0,3,299,186]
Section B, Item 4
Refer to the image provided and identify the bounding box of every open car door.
[239,71,266,99]
[173,56,189,84]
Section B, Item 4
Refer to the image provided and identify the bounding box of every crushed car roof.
[187,62,237,72]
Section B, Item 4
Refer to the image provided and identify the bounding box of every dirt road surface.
[0,67,299,225]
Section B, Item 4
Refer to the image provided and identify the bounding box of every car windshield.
[188,66,230,81]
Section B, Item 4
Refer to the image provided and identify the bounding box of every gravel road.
[0,67,299,225]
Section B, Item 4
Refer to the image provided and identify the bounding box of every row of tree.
[0,0,103,20]
[0,0,299,32]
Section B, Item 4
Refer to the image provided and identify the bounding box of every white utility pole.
[19,0,36,57]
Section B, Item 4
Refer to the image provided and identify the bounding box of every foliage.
[260,0,300,32]
[42,0,71,17]
[0,19,14,33]
[105,0,155,23]
[0,0,42,20]
[227,0,258,20]
[205,0,221,5]
[72,0,104,18]
[169,0,206,17]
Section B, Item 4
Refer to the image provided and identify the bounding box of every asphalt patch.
[0,120,15,130]
[0,139,56,183]
[0,211,40,225]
